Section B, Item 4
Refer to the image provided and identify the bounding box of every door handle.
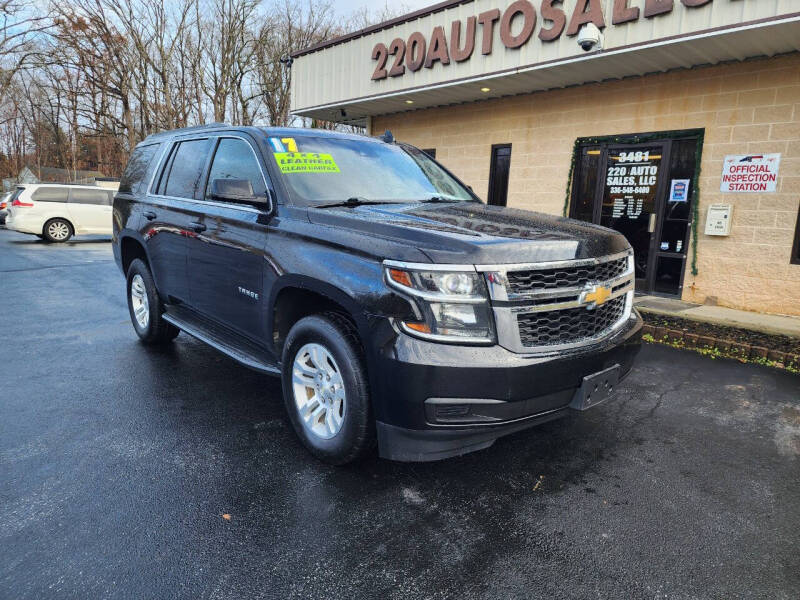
[143,211,157,221]
[648,213,657,233]
[190,221,206,233]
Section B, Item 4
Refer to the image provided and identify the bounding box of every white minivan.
[5,183,114,242]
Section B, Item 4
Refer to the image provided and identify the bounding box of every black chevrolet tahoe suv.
[112,124,642,464]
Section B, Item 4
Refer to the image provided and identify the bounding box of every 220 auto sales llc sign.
[720,154,781,193]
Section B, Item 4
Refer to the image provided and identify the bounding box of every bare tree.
[0,0,347,183]
[253,0,336,127]
[0,0,50,98]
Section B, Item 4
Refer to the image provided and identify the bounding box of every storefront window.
[792,210,800,265]
[654,256,685,295]
[570,147,601,223]
[488,144,512,206]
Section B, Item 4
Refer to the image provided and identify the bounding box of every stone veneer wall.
[372,53,800,316]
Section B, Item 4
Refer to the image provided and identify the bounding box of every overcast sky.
[333,0,434,21]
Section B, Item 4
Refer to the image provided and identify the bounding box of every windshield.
[265,134,476,205]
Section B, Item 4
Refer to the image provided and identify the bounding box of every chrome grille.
[506,256,628,294]
[516,296,627,347]
[480,251,635,353]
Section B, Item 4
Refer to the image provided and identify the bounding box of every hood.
[307,202,629,264]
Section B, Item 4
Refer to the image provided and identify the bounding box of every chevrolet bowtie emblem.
[582,285,611,309]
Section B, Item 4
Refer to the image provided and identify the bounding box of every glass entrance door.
[569,132,701,296]
[600,143,668,290]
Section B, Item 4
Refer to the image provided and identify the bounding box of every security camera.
[577,23,603,52]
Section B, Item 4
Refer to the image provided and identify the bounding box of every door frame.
[569,129,703,296]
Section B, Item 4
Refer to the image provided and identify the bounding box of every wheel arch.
[117,231,155,276]
[268,275,370,358]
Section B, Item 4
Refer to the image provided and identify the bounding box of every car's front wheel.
[126,258,179,345]
[43,218,73,243]
[281,313,374,464]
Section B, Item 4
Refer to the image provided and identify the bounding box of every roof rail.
[141,122,231,143]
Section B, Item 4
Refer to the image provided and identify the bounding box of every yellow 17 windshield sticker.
[274,152,340,174]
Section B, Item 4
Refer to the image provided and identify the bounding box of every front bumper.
[371,311,642,461]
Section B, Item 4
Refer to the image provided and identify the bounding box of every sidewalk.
[634,295,800,339]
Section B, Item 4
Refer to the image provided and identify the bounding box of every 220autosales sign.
[720,154,781,193]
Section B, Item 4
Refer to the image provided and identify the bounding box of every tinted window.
[569,146,601,223]
[119,143,160,194]
[69,188,112,205]
[155,144,178,196]
[10,188,24,202]
[488,144,511,207]
[163,139,211,199]
[205,138,267,199]
[32,187,69,203]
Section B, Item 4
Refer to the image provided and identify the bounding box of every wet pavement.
[1,229,799,599]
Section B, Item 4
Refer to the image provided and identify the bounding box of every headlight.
[384,262,495,344]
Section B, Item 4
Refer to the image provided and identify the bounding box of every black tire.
[281,313,375,465]
[42,218,73,243]
[126,258,179,345]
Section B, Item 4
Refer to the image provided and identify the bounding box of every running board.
[163,306,280,376]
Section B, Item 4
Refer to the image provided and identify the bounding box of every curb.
[641,323,800,372]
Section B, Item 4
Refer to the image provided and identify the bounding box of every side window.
[69,188,112,205]
[162,138,212,199]
[205,138,267,199]
[32,187,69,203]
[119,143,161,194]
[155,144,178,196]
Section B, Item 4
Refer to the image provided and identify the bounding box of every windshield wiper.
[419,196,462,204]
[316,197,396,209]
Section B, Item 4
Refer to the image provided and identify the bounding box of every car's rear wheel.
[43,218,73,243]
[126,258,179,345]
[281,313,374,464]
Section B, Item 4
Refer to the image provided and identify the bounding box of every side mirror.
[209,178,261,204]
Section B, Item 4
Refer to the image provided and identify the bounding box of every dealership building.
[291,0,800,317]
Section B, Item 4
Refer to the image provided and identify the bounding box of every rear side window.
[32,187,69,203]
[205,138,268,199]
[119,143,161,194]
[160,139,212,199]
[69,188,113,206]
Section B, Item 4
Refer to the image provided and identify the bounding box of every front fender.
[267,273,374,341]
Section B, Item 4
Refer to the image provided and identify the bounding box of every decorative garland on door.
[563,129,704,276]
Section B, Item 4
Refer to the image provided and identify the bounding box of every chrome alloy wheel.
[130,274,150,329]
[48,221,70,241]
[291,343,346,440]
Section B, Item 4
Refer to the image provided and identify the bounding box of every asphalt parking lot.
[1,228,798,600]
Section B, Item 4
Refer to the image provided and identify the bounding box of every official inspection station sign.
[720,154,781,193]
